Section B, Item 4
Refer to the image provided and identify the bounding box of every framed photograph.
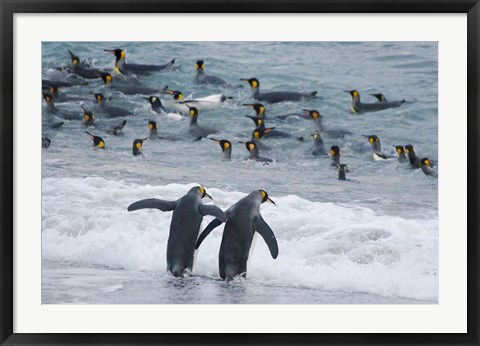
[1,1,478,345]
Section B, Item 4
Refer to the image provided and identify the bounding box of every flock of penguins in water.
[42,48,437,280]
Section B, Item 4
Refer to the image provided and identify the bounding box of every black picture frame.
[1,1,478,345]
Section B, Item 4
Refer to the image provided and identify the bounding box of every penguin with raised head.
[420,158,438,177]
[239,141,272,163]
[311,131,327,156]
[366,135,390,160]
[104,48,175,75]
[188,106,218,140]
[243,103,266,118]
[245,116,291,139]
[210,138,232,160]
[250,128,274,151]
[42,92,82,121]
[303,109,353,139]
[345,90,405,114]
[195,60,228,86]
[92,93,133,117]
[147,121,183,141]
[330,145,341,167]
[393,145,409,163]
[241,78,317,103]
[195,189,278,281]
[67,49,107,79]
[100,72,163,96]
[404,144,422,168]
[132,138,147,157]
[128,186,227,277]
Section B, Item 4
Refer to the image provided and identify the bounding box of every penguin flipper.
[199,205,227,222]
[195,218,224,249]
[127,198,177,212]
[254,215,279,259]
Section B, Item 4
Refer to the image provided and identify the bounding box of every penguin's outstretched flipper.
[199,205,227,222]
[127,198,177,212]
[254,215,279,259]
[195,218,224,249]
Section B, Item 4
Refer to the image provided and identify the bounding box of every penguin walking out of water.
[128,186,227,277]
[420,158,438,177]
[210,138,232,160]
[345,90,405,114]
[104,48,175,75]
[195,189,278,281]
[240,78,317,103]
[393,145,409,163]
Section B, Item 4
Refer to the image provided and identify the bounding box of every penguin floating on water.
[311,131,328,156]
[85,131,105,149]
[143,95,181,116]
[42,135,51,149]
[195,60,229,86]
[210,138,232,160]
[245,116,291,139]
[104,48,175,75]
[92,93,134,117]
[365,135,390,160]
[187,106,218,140]
[48,84,91,102]
[303,109,353,139]
[330,145,341,167]
[100,72,163,96]
[241,78,317,103]
[148,121,183,141]
[344,90,405,114]
[393,145,409,163]
[67,49,107,79]
[163,88,231,112]
[243,103,267,118]
[195,189,278,281]
[250,128,274,151]
[43,92,82,120]
[420,158,438,177]
[404,144,422,168]
[132,138,147,157]
[338,164,349,181]
[240,141,272,162]
[128,186,227,277]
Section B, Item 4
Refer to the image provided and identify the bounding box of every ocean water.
[41,41,438,304]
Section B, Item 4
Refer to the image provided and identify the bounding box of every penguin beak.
[240,79,249,82]
[267,197,276,205]
[203,192,213,200]
[209,138,220,144]
[104,49,115,54]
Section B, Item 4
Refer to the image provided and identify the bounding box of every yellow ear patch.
[353,91,359,97]
[189,109,195,117]
[253,131,260,139]
[106,75,112,83]
[311,111,319,120]
[148,124,153,130]
[199,186,205,195]
[259,106,265,114]
[260,190,266,199]
[396,148,402,155]
[223,142,231,150]
[97,141,105,148]
[177,93,184,100]
[96,95,102,102]
[405,148,410,154]
[258,119,263,125]
[83,115,90,122]
[313,133,318,140]
[49,86,54,94]
[425,160,431,166]
[136,143,142,150]
[120,50,126,60]
[73,59,79,65]
[152,96,157,102]
[369,137,374,143]
[248,143,255,151]
[329,149,334,156]
[251,81,258,89]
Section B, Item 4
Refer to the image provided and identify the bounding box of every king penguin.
[195,60,229,86]
[104,48,175,75]
[420,158,438,177]
[241,78,317,103]
[366,135,390,160]
[239,141,272,162]
[345,90,405,114]
[195,189,278,281]
[404,144,422,168]
[210,138,232,160]
[67,49,107,79]
[85,131,105,149]
[127,186,227,277]
[133,138,147,157]
[393,145,409,163]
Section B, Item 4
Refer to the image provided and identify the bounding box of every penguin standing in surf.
[241,78,317,103]
[195,190,278,281]
[127,186,226,277]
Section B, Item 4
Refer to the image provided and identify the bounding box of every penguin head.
[404,144,416,156]
[304,109,321,120]
[83,110,95,125]
[210,138,231,152]
[344,90,360,99]
[100,73,113,84]
[188,106,199,117]
[246,115,264,128]
[195,60,204,70]
[198,186,212,200]
[148,120,158,131]
[420,158,431,167]
[85,131,105,149]
[48,84,59,96]
[104,49,125,61]
[243,141,257,153]
[312,131,321,142]
[133,138,147,156]
[393,145,405,156]
[259,190,275,204]
[243,103,265,116]
[68,49,80,65]
[367,135,380,144]
[93,93,106,103]
[252,127,275,139]
[146,96,162,108]
[241,78,259,89]
[164,89,184,100]
[43,92,53,104]
[330,145,340,157]
[370,93,386,102]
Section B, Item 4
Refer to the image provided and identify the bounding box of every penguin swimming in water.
[143,95,181,116]
[404,144,422,168]
[240,141,272,162]
[85,131,105,149]
[241,78,317,103]
[366,135,390,160]
[338,164,349,181]
[195,60,229,86]
[188,106,218,140]
[370,93,406,105]
[67,49,107,79]
[420,158,438,177]
[104,48,175,75]
[147,121,183,141]
[330,145,341,167]
[92,93,133,118]
[243,103,266,118]
[250,128,274,151]
[42,135,51,149]
[163,89,231,113]
[195,189,278,281]
[210,138,232,160]
[100,72,163,96]
[344,90,405,114]
[393,145,409,163]
[311,131,328,156]
[303,109,353,139]
[82,107,126,135]
[132,138,147,157]
[43,92,82,121]
[245,116,291,139]
[48,84,91,103]
[127,186,227,277]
